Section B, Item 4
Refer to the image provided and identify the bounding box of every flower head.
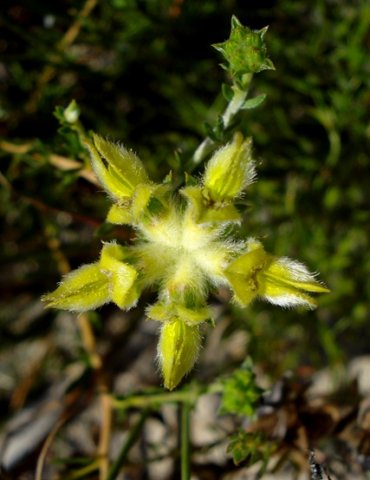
[43,132,328,390]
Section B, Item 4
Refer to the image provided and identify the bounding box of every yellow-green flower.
[44,132,329,390]
[42,242,140,312]
[85,133,149,201]
[225,239,329,309]
[203,132,255,202]
[158,319,201,391]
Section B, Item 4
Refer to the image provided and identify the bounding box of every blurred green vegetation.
[0,0,369,394]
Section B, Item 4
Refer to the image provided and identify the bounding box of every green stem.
[191,74,252,166]
[221,78,251,128]
[112,382,222,411]
[107,409,150,480]
[181,402,191,480]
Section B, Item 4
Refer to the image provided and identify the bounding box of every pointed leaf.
[241,94,266,110]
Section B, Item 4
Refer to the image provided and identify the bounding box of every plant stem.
[112,382,223,411]
[35,416,68,480]
[221,78,252,128]
[191,74,252,166]
[181,402,191,480]
[78,314,102,370]
[107,409,150,480]
[97,391,113,480]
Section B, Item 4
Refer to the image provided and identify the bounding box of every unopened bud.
[158,319,201,390]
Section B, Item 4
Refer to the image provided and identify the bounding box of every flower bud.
[213,16,274,81]
[158,319,201,390]
[64,99,80,123]
[42,263,110,312]
[203,133,255,202]
[85,133,149,201]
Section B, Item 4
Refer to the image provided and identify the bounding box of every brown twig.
[34,415,69,480]
[97,391,113,479]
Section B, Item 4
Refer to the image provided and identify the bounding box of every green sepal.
[42,263,110,312]
[100,242,131,267]
[100,243,140,309]
[213,16,274,82]
[184,172,199,187]
[132,184,172,223]
[85,133,149,201]
[224,244,269,306]
[224,270,259,306]
[146,302,170,322]
[175,304,211,324]
[226,244,268,275]
[106,203,132,224]
[131,183,157,222]
[147,301,210,325]
[158,319,201,390]
[181,185,241,224]
[162,170,173,184]
[180,185,205,220]
[200,204,241,224]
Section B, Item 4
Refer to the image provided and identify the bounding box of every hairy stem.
[191,74,252,166]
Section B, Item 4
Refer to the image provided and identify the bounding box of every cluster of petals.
[43,132,328,389]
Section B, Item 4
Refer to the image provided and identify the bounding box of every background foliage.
[0,0,369,478]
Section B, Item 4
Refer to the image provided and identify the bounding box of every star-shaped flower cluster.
[43,132,328,389]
